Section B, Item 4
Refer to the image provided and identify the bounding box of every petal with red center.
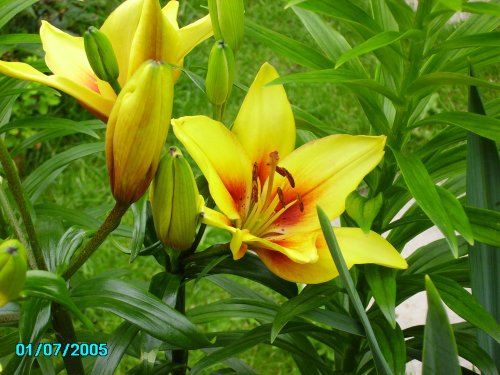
[257,228,406,284]
[40,22,102,94]
[0,61,114,119]
[172,116,252,221]
[245,231,319,264]
[269,135,386,235]
[232,63,295,184]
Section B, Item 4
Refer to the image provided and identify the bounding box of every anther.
[296,193,304,212]
[276,166,295,188]
[277,187,286,208]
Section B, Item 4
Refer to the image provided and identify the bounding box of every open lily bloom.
[173,63,407,284]
[0,0,212,121]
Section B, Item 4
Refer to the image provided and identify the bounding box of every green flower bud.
[0,239,28,307]
[205,40,235,106]
[84,26,120,90]
[208,0,245,52]
[106,60,174,204]
[345,192,383,234]
[150,147,204,250]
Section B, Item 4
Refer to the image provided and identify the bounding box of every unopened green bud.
[84,26,120,90]
[208,0,245,52]
[106,60,174,204]
[345,192,383,234]
[205,41,235,106]
[150,147,204,250]
[0,239,28,307]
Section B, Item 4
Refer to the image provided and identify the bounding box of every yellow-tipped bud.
[84,26,120,86]
[205,40,235,106]
[150,147,204,250]
[208,0,245,52]
[0,239,28,307]
[106,60,174,204]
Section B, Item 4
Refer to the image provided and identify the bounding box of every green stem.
[212,103,224,122]
[172,282,187,375]
[62,201,129,280]
[109,79,122,96]
[52,304,85,375]
[0,184,36,268]
[0,137,45,270]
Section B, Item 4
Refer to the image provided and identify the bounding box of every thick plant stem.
[172,282,187,375]
[52,304,84,375]
[0,137,45,270]
[62,201,129,280]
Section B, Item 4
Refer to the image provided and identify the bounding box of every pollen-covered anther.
[277,187,287,208]
[276,166,295,188]
[296,192,304,213]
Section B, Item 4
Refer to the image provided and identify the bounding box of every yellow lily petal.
[176,14,213,65]
[201,206,234,232]
[257,228,407,284]
[127,0,178,79]
[100,0,142,86]
[40,22,99,92]
[232,63,295,184]
[162,0,179,29]
[172,116,252,221]
[269,135,386,235]
[0,61,114,120]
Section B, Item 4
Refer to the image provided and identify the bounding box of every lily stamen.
[276,166,295,188]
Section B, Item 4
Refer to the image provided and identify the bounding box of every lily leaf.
[422,276,460,375]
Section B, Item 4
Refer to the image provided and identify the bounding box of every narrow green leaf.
[317,206,394,375]
[246,20,334,70]
[291,6,365,73]
[293,105,344,137]
[436,186,474,245]
[372,320,406,375]
[206,274,268,301]
[271,284,340,342]
[273,69,403,104]
[91,322,140,375]
[438,0,461,11]
[430,32,500,55]
[365,266,397,328]
[462,2,500,17]
[0,331,18,357]
[22,143,104,201]
[335,29,420,68]
[345,192,383,233]
[465,206,500,247]
[0,117,102,138]
[183,248,298,298]
[433,275,500,343]
[393,151,458,256]
[467,81,500,367]
[0,0,39,30]
[290,0,380,36]
[412,112,500,141]
[22,270,92,329]
[71,278,210,349]
[454,333,500,375]
[422,275,460,375]
[408,73,500,97]
[129,195,147,262]
[0,33,40,45]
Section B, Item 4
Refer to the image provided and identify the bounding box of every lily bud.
[84,26,120,86]
[345,192,383,234]
[205,40,235,106]
[106,60,174,204]
[0,239,28,307]
[208,0,245,52]
[150,147,204,250]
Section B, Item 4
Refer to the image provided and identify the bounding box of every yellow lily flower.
[0,0,212,121]
[173,63,407,284]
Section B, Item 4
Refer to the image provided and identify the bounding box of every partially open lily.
[0,0,212,121]
[173,63,407,284]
